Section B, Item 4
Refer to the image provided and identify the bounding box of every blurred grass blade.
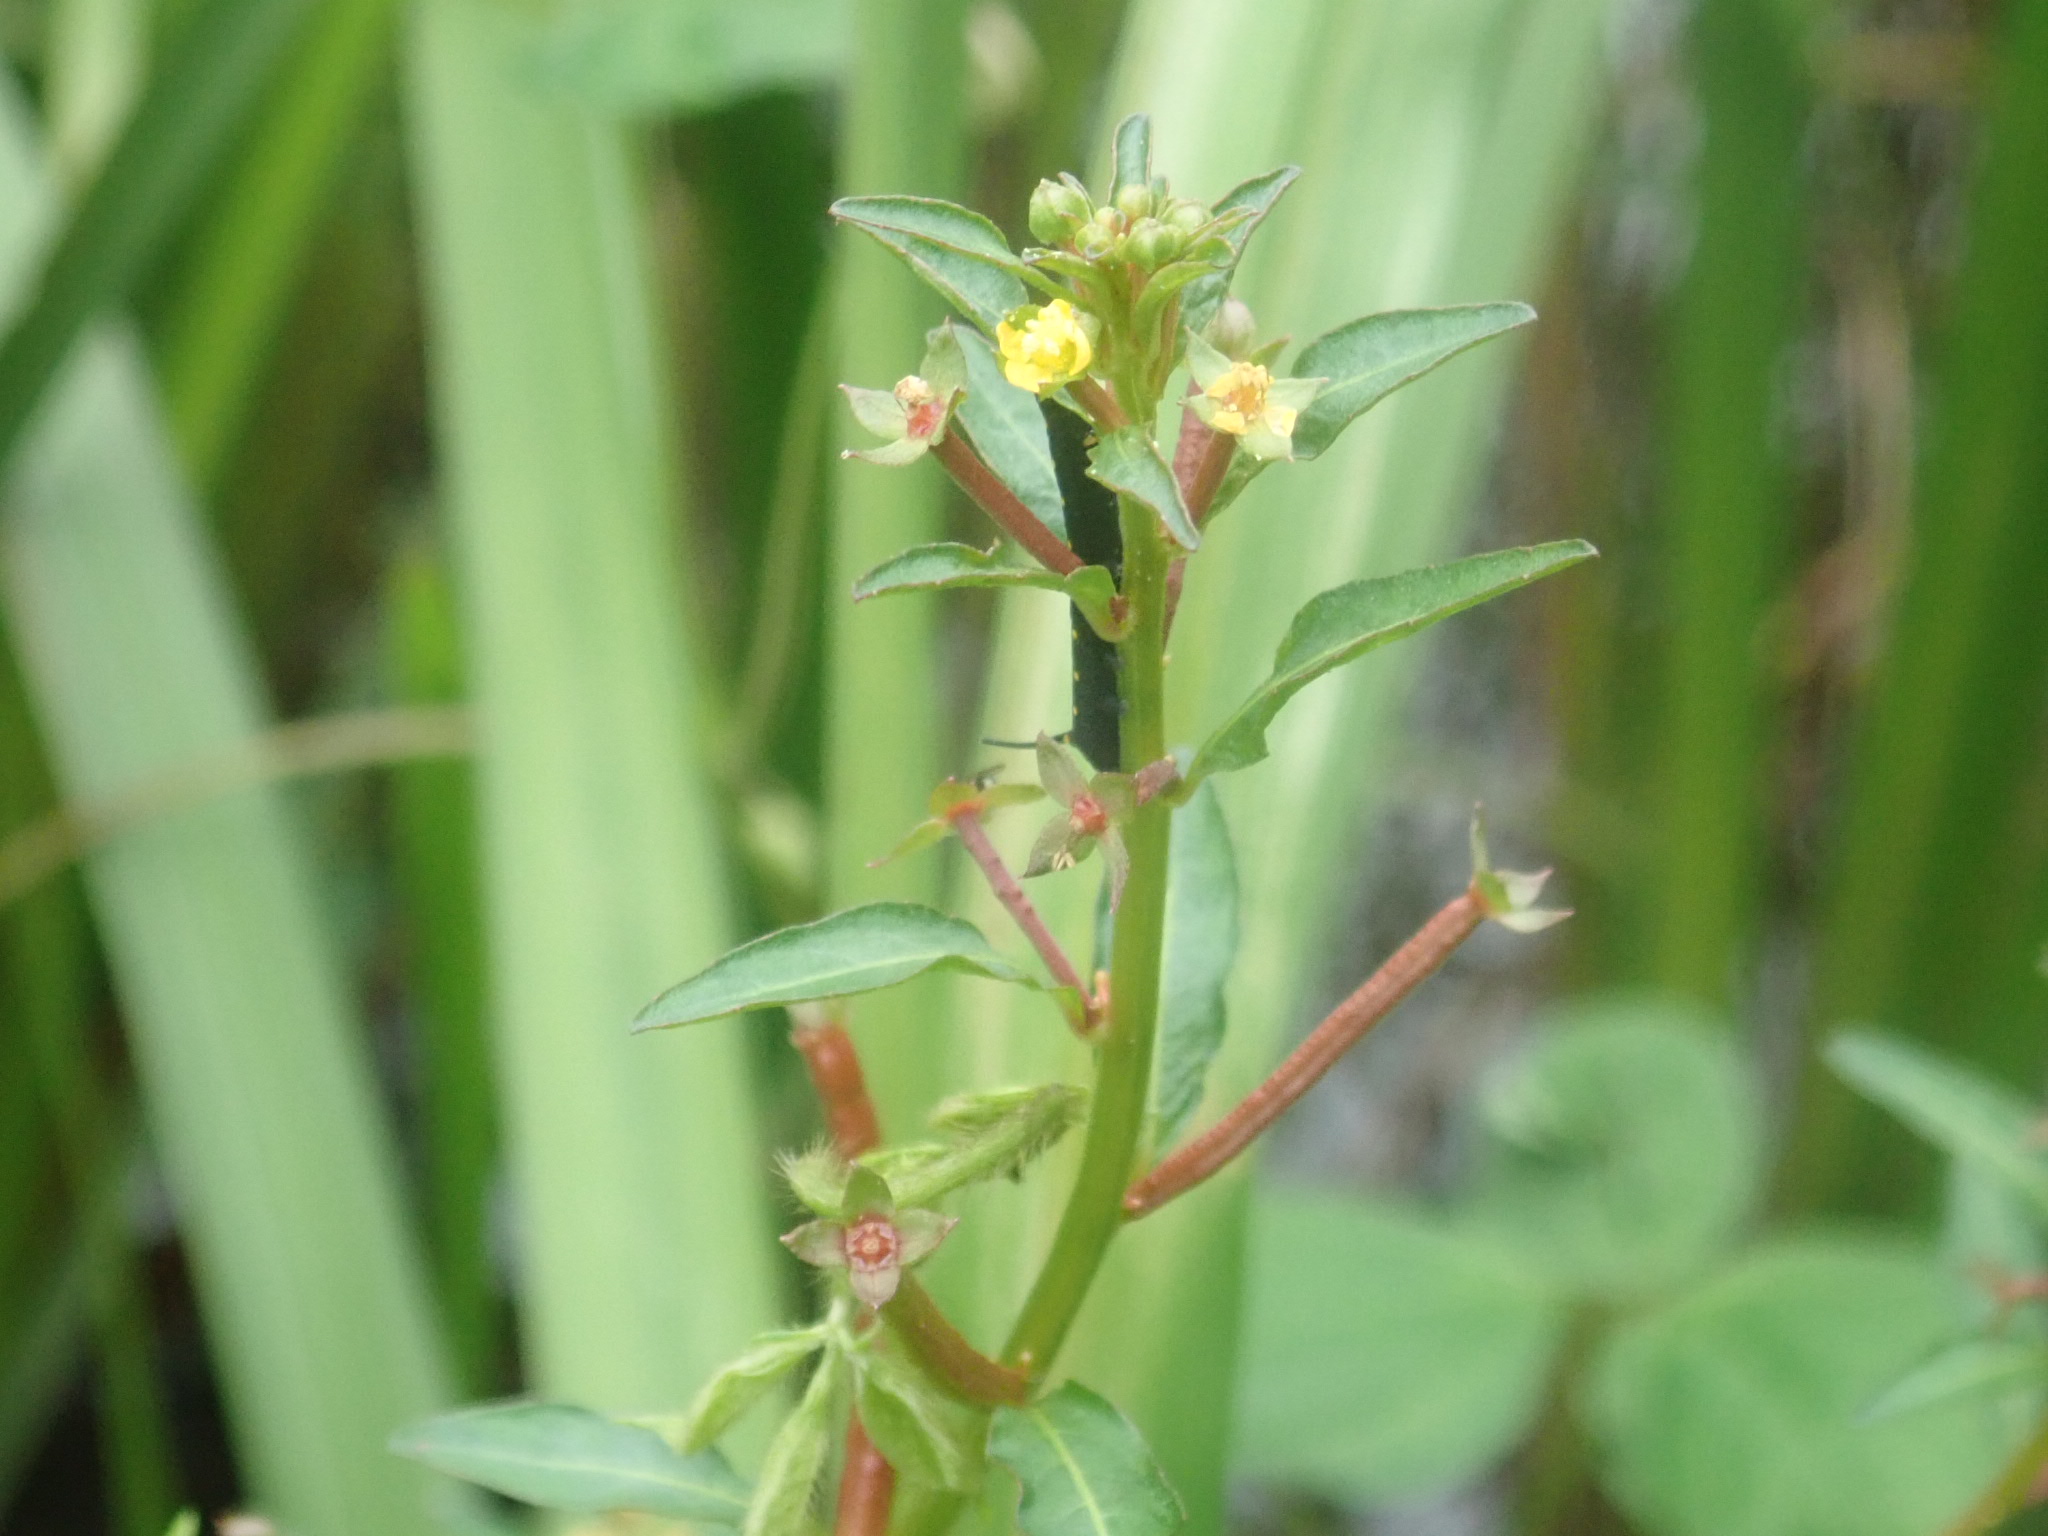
[403,0,776,1404]
[823,0,968,1132]
[155,0,401,490]
[0,0,320,474]
[385,538,498,1395]
[1788,0,2048,1213]
[1644,0,1806,1003]
[43,0,145,186]
[0,84,454,1536]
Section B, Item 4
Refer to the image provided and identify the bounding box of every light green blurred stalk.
[1643,0,1806,1004]
[402,0,776,1408]
[154,0,400,491]
[1789,0,2048,1211]
[824,0,970,1133]
[43,0,144,186]
[385,538,498,1396]
[928,2,1615,1527]
[0,80,453,1536]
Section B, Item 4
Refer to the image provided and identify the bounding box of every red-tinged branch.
[1069,376,1129,429]
[835,1419,896,1536]
[883,1275,1031,1406]
[1171,408,1235,525]
[931,432,1083,577]
[1122,887,1486,1219]
[949,807,1094,1032]
[791,1013,884,1158]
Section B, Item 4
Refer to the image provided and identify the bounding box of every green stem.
[1001,498,1173,1377]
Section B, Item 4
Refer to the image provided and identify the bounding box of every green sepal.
[869,816,953,867]
[920,323,968,397]
[856,1349,988,1491]
[742,1348,846,1536]
[1085,426,1199,550]
[1132,257,1231,346]
[678,1329,830,1451]
[780,1143,852,1216]
[1469,807,1570,933]
[829,195,1030,333]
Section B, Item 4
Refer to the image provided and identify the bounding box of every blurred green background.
[1,0,2045,1532]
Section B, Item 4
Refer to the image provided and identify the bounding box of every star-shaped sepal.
[779,1167,957,1310]
[1017,734,1180,911]
[1469,806,1572,933]
[840,328,969,466]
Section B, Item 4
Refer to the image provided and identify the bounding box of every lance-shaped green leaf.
[390,1402,749,1525]
[989,1382,1184,1536]
[678,1328,829,1451]
[1179,165,1300,338]
[955,324,1067,537]
[1863,1335,2048,1423]
[743,1349,844,1536]
[853,545,1121,638]
[633,903,1037,1032]
[1826,1031,2048,1222]
[830,195,1031,334]
[1153,785,1239,1143]
[857,1347,987,1492]
[1110,113,1151,200]
[1289,303,1536,461]
[1190,542,1596,779]
[1087,427,1199,550]
[863,1083,1089,1208]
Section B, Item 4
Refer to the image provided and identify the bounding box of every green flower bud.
[1185,233,1234,266]
[1028,177,1091,244]
[1208,296,1258,359]
[1114,183,1153,222]
[1076,212,1121,261]
[1166,200,1210,235]
[1122,217,1184,270]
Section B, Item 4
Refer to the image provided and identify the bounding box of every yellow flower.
[1185,333,1323,462]
[996,300,1097,393]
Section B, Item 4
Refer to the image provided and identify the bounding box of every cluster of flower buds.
[1027,172,1233,273]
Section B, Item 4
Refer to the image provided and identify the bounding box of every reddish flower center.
[843,1217,900,1272]
[1070,794,1110,839]
[905,399,947,440]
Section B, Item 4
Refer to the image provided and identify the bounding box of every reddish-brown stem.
[1122,887,1486,1219]
[1068,376,1129,429]
[949,808,1094,1032]
[1171,408,1235,526]
[931,432,1084,577]
[883,1274,1031,1406]
[790,1013,884,1159]
[834,1419,896,1536]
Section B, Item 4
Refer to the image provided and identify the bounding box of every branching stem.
[884,1276,1031,1406]
[1123,887,1485,1219]
[931,432,1083,576]
[949,807,1094,1031]
[1001,498,1174,1377]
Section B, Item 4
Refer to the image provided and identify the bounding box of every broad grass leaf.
[1235,1192,1565,1505]
[1586,1237,2022,1536]
[634,903,1038,1030]
[391,1401,749,1524]
[1190,541,1594,779]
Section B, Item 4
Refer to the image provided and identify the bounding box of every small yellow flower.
[996,300,1098,394]
[1185,333,1323,462]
